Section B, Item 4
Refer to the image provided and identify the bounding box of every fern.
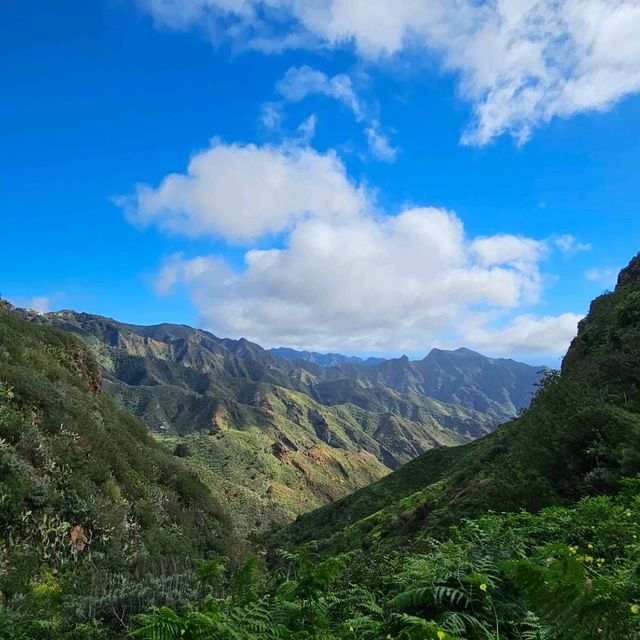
[134,607,184,640]
[505,555,640,639]
[197,556,228,590]
[232,556,261,604]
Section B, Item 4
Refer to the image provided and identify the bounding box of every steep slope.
[274,253,640,554]
[0,302,231,618]
[22,310,542,536]
[31,310,541,442]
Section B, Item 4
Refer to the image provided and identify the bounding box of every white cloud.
[461,312,582,357]
[555,234,591,256]
[364,125,398,162]
[276,65,365,120]
[139,0,640,145]
[471,234,547,269]
[9,295,52,313]
[586,267,617,287]
[154,207,562,354]
[29,296,51,313]
[296,113,318,143]
[120,134,580,359]
[261,102,282,129]
[274,65,397,160]
[117,139,367,243]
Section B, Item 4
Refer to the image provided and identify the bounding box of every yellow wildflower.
[587,543,594,550]
[479,583,488,592]
[584,555,594,563]
[631,604,639,614]
[568,546,577,554]
[626,511,632,517]
[437,631,446,640]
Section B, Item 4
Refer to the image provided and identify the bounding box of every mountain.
[269,346,385,367]
[0,301,233,627]
[5,259,640,638]
[320,347,544,422]
[273,253,640,555]
[19,309,543,539]
[232,255,640,639]
[29,310,543,437]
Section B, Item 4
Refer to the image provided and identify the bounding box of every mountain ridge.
[29,309,544,435]
[273,253,640,554]
[18,307,544,538]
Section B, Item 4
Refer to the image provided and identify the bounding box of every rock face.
[64,344,102,394]
[616,253,640,289]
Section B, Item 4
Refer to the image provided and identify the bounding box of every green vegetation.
[277,254,640,553]
[2,253,640,638]
[119,485,640,639]
[22,308,536,538]
[0,302,231,638]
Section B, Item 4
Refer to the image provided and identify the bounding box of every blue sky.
[2,0,639,365]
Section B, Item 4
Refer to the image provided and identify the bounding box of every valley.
[18,308,544,537]
[1,255,640,638]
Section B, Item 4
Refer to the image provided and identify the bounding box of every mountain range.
[274,254,640,557]
[3,255,640,638]
[268,347,386,367]
[17,309,544,536]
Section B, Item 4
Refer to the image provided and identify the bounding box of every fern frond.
[232,556,261,604]
[134,607,184,640]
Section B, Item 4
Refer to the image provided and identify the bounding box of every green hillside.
[0,301,241,636]
[274,254,640,554]
[3,254,640,639]
[106,254,640,640]
[18,309,540,538]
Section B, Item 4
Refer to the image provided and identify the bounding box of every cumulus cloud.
[461,312,582,357]
[139,0,640,145]
[471,234,547,269]
[120,135,580,358]
[153,208,566,354]
[117,139,367,243]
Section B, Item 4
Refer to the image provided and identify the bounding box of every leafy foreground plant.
[132,483,640,640]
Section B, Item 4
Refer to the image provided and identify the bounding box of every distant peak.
[453,347,481,355]
[426,346,481,359]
